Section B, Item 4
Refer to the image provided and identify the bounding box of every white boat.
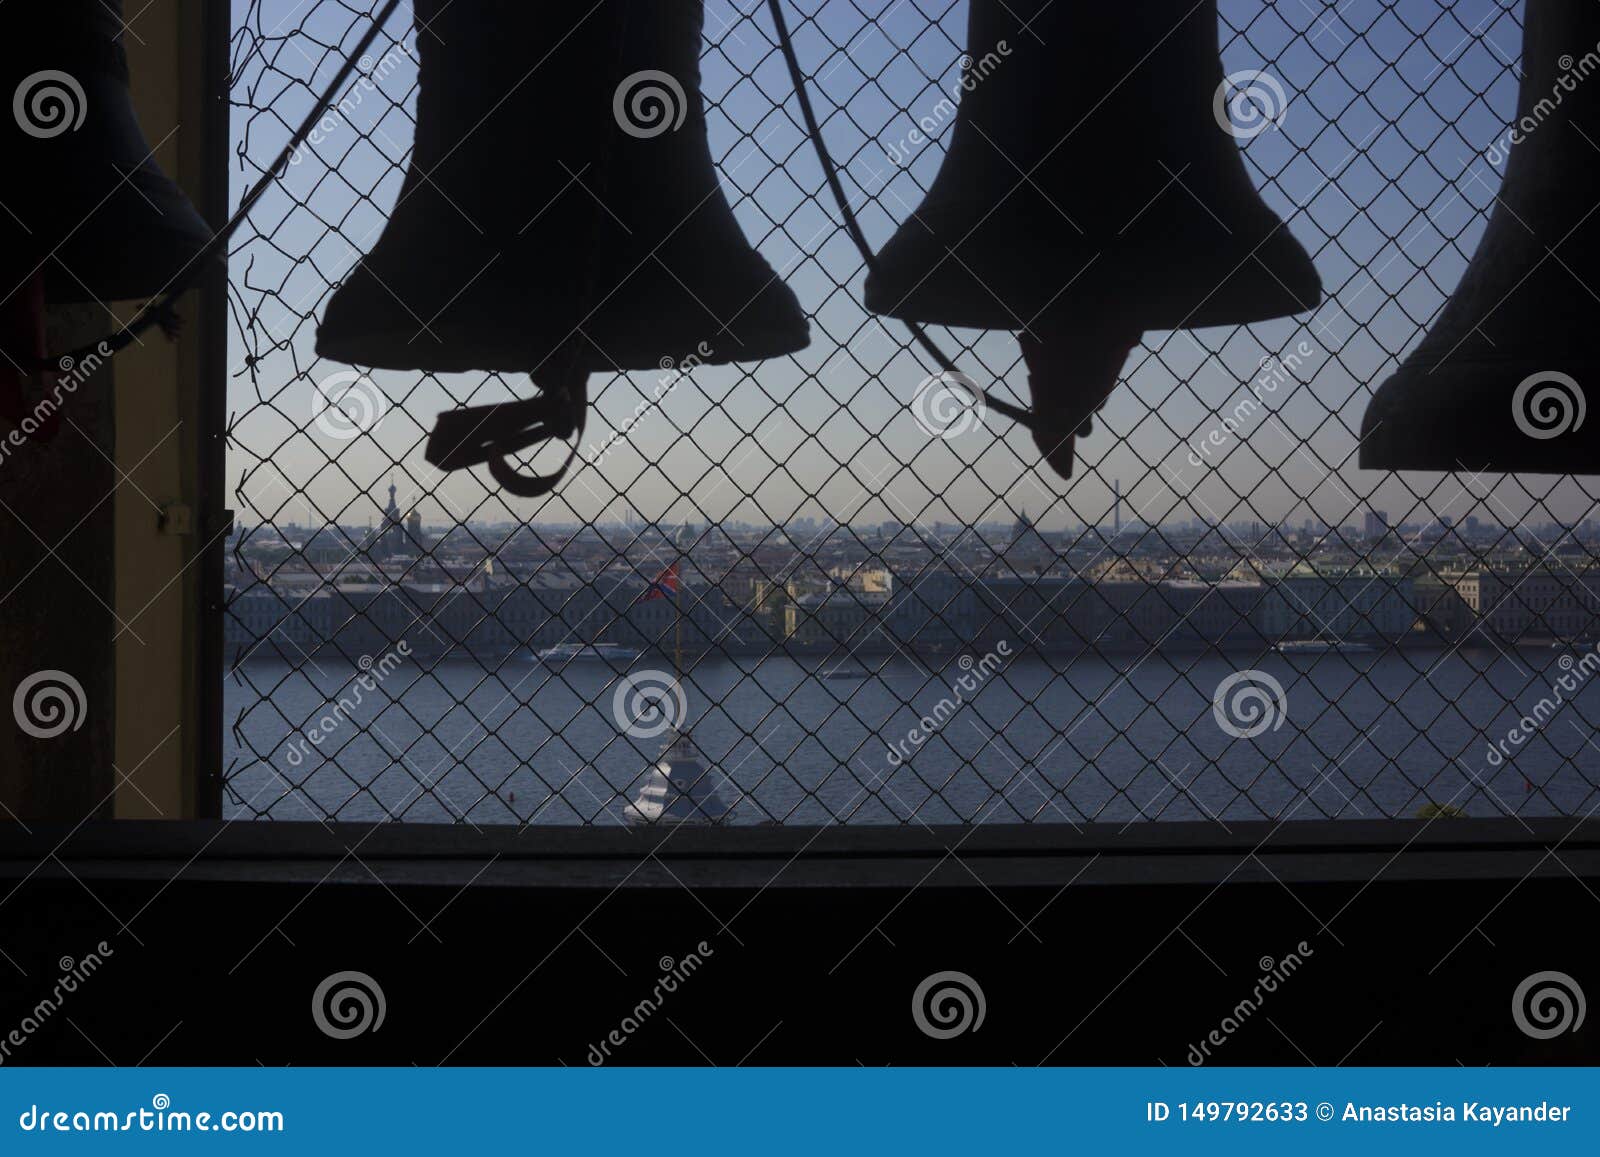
[1274,639,1374,654]
[624,729,734,825]
[535,642,642,666]
[820,662,869,679]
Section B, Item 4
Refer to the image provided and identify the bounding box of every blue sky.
[225,0,1588,539]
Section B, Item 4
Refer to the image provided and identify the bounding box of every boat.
[820,662,869,679]
[1274,639,1375,654]
[535,642,642,666]
[623,729,734,825]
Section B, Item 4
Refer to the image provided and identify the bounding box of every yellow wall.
[115,2,208,817]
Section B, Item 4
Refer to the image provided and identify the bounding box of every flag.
[635,563,679,603]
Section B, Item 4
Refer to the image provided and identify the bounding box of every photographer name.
[1343,1101,1572,1126]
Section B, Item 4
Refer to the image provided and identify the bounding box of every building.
[1160,580,1263,648]
[885,570,975,652]
[787,588,892,649]
[1454,567,1600,641]
[1005,510,1054,569]
[1255,569,1415,641]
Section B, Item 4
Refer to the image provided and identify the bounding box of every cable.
[763,0,1034,431]
[34,0,407,371]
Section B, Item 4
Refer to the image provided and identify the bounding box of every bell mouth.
[315,316,809,376]
[864,212,1321,334]
[1360,360,1598,474]
[316,269,809,375]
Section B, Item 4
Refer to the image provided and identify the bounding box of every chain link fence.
[221,0,1599,826]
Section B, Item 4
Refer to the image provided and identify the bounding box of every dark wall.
[0,821,1593,1066]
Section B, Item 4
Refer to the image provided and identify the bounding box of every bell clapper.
[1018,326,1141,483]
[481,364,591,499]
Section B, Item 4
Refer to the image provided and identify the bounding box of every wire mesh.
[221,0,1600,826]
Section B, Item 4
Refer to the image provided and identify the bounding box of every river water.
[223,646,1600,824]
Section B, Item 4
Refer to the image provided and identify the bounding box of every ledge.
[0,817,1595,889]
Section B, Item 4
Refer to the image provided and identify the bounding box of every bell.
[1360,0,1599,473]
[316,0,808,378]
[864,0,1320,477]
[0,0,212,304]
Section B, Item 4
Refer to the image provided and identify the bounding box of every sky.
[223,0,1594,540]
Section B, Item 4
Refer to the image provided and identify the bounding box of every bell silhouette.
[1361,0,1598,473]
[864,0,1320,477]
[1,0,212,304]
[317,0,807,379]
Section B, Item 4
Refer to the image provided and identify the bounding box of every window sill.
[1,816,1593,889]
